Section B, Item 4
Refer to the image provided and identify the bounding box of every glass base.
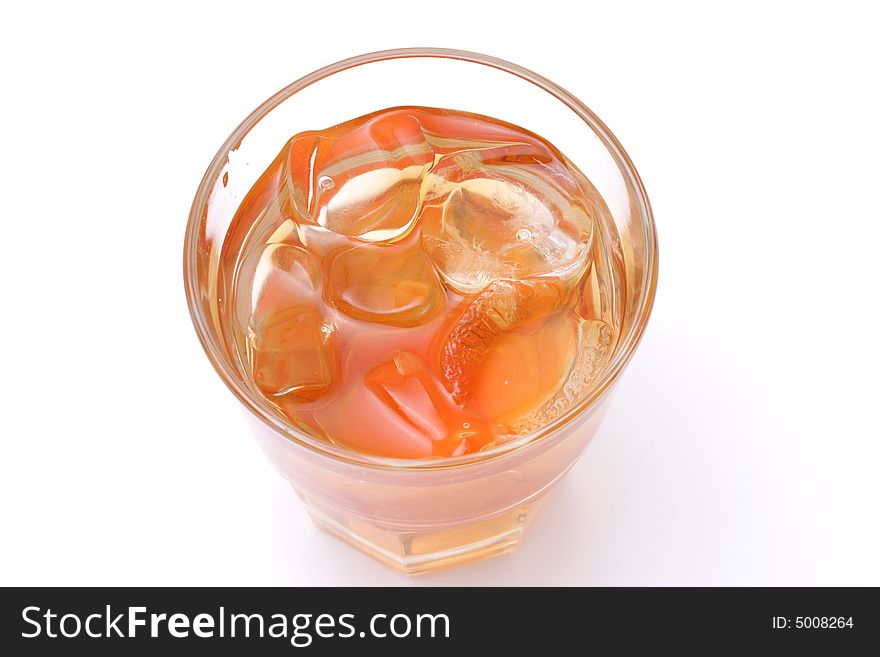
[298,492,547,574]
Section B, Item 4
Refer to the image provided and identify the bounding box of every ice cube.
[250,306,337,401]
[313,379,434,458]
[244,243,336,402]
[420,147,594,294]
[313,351,494,458]
[250,243,320,321]
[577,228,623,334]
[441,285,580,427]
[508,319,614,435]
[439,279,568,404]
[468,311,579,427]
[326,241,443,327]
[284,111,435,243]
[364,351,494,456]
[366,351,453,443]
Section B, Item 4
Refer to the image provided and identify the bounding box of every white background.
[1,1,878,586]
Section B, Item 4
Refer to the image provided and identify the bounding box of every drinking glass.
[183,48,658,573]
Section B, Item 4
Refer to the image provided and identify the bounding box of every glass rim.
[183,47,659,472]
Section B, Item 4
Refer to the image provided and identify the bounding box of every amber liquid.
[219,107,622,459]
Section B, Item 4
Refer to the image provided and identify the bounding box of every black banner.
[1,587,876,653]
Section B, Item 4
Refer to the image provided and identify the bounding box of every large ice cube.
[250,306,337,401]
[246,244,337,401]
[314,351,494,458]
[421,147,595,294]
[284,111,435,243]
[326,241,443,327]
[470,311,579,430]
[508,319,614,435]
[364,351,495,457]
[438,279,567,403]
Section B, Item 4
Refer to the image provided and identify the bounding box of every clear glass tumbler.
[183,48,658,574]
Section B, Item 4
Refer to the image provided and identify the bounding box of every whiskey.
[219,106,622,459]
